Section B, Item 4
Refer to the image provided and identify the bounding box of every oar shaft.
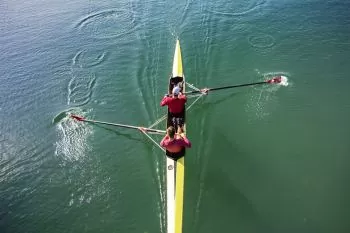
[82,119,166,133]
[185,81,267,94]
[209,81,267,91]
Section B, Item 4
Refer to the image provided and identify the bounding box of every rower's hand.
[138,127,146,132]
[177,126,185,137]
[201,88,209,95]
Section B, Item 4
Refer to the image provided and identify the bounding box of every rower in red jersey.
[160,126,191,160]
[160,85,187,129]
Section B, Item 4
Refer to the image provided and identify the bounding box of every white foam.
[280,76,289,86]
[55,108,93,162]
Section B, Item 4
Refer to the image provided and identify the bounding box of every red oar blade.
[70,115,85,121]
[266,76,282,84]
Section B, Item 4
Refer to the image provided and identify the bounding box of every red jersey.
[160,95,187,114]
[160,135,191,152]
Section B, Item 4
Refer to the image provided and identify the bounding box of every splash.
[260,71,291,90]
[245,72,290,120]
[54,110,111,206]
[280,76,289,86]
[55,108,93,162]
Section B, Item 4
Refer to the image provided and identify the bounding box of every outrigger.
[70,40,283,233]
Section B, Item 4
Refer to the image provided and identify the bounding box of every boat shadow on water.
[189,92,240,113]
[193,130,272,233]
[92,123,144,143]
[92,123,161,153]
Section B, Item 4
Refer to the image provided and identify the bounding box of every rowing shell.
[166,40,185,233]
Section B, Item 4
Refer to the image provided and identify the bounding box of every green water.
[1,0,350,232]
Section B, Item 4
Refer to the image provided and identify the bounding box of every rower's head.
[167,126,176,139]
[172,85,181,98]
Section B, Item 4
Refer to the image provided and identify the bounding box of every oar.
[70,115,166,134]
[185,76,282,95]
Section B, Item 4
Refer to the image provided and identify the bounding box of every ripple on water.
[207,0,266,16]
[67,69,96,107]
[248,33,276,49]
[72,49,108,68]
[67,174,111,207]
[246,88,274,120]
[75,9,136,39]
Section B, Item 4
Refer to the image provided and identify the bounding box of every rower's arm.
[181,94,187,103]
[160,135,168,147]
[180,135,191,148]
[160,96,170,106]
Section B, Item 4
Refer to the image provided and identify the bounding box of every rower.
[160,126,191,160]
[160,85,187,130]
